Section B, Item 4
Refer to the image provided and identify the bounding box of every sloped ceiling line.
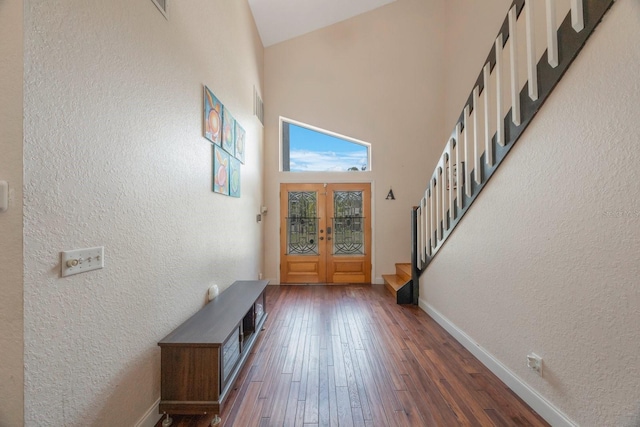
[248,0,397,47]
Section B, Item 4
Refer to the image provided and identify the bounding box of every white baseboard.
[135,398,161,427]
[268,280,384,285]
[418,298,577,427]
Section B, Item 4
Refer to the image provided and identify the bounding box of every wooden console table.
[158,280,268,419]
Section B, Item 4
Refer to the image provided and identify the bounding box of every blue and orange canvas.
[229,156,241,198]
[204,86,222,145]
[222,106,235,155]
[235,122,246,164]
[213,145,230,195]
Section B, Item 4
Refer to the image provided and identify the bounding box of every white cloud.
[289,150,368,172]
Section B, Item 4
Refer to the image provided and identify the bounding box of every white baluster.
[426,188,430,254]
[546,0,559,67]
[421,193,431,262]
[495,34,504,146]
[483,63,493,166]
[473,87,481,185]
[442,155,448,231]
[455,123,463,212]
[429,179,436,250]
[436,167,443,241]
[448,141,454,221]
[509,6,521,126]
[463,105,472,197]
[571,0,584,32]
[526,1,539,101]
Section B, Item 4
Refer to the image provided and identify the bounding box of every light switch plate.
[61,246,104,277]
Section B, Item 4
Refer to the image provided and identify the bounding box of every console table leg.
[161,413,173,427]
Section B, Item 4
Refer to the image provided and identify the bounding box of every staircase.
[404,0,616,305]
[382,263,413,304]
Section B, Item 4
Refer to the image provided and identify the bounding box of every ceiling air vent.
[151,0,168,18]
[254,86,264,126]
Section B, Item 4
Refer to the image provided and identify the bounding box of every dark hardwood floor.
[156,284,549,427]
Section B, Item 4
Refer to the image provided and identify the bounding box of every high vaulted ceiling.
[248,0,397,47]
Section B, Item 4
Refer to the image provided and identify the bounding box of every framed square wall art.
[229,157,241,198]
[234,122,246,164]
[222,106,235,155]
[204,86,222,146]
[213,145,230,195]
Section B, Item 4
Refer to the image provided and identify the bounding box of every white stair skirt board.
[135,398,161,427]
[418,298,577,427]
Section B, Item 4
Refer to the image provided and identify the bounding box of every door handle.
[327,226,332,235]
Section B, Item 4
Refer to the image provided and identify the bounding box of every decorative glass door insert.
[332,191,364,255]
[286,191,319,255]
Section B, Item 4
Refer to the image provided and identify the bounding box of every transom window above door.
[280,118,371,172]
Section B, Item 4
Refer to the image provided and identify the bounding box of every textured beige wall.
[0,1,24,425]
[22,0,264,425]
[422,1,640,425]
[442,0,511,128]
[263,0,447,283]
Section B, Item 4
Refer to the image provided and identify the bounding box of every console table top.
[158,280,269,346]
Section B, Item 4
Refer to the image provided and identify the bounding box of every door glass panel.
[287,191,319,255]
[332,191,364,255]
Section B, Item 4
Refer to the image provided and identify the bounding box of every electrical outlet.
[61,246,104,277]
[527,353,543,376]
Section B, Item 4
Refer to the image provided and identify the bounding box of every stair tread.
[382,274,410,291]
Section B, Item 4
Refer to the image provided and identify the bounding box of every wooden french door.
[280,183,371,284]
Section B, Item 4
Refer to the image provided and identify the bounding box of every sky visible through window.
[288,123,369,172]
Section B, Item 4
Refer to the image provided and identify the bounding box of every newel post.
[410,206,420,305]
